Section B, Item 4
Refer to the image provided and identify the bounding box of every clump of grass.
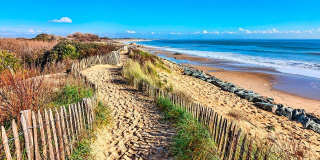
[94,101,112,128]
[227,109,247,121]
[53,83,93,106]
[156,97,218,159]
[155,62,171,73]
[266,125,275,131]
[70,138,92,160]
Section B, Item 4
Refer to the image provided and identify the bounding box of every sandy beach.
[139,47,320,117]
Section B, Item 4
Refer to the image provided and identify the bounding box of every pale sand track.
[81,65,175,160]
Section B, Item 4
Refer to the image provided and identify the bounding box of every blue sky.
[1,0,320,39]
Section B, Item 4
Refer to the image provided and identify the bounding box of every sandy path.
[81,65,175,160]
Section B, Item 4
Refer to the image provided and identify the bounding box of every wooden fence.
[132,79,301,160]
[0,47,124,159]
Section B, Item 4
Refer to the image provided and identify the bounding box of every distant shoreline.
[113,38,152,43]
[137,45,320,116]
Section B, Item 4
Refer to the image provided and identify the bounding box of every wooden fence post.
[31,111,40,160]
[49,109,60,160]
[64,106,73,154]
[12,120,21,160]
[20,114,32,160]
[20,110,34,159]
[44,109,54,160]
[55,108,65,160]
[1,126,12,160]
[37,110,46,159]
[231,129,242,160]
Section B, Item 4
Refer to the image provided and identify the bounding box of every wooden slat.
[222,122,233,158]
[31,111,40,160]
[68,105,75,141]
[239,134,247,160]
[44,109,54,160]
[231,129,242,160]
[12,120,21,160]
[220,119,228,155]
[49,108,60,160]
[77,102,83,130]
[55,108,65,160]
[60,107,70,157]
[71,104,79,139]
[21,114,32,160]
[38,110,46,159]
[218,118,227,147]
[216,115,223,142]
[246,140,253,160]
[64,106,73,154]
[1,126,12,160]
[74,104,81,133]
[21,110,34,159]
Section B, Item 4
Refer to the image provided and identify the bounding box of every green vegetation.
[94,101,112,128]
[53,83,94,107]
[0,50,21,73]
[70,138,92,160]
[44,41,117,62]
[156,97,218,159]
[124,49,172,89]
[70,101,112,159]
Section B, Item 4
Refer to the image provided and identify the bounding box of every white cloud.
[296,31,301,33]
[272,28,282,33]
[28,29,34,33]
[239,27,253,34]
[213,31,219,34]
[151,32,155,34]
[170,32,182,35]
[48,17,72,23]
[203,30,208,34]
[305,30,313,33]
[2,29,6,31]
[223,31,236,34]
[37,30,42,33]
[262,31,267,34]
[125,30,136,34]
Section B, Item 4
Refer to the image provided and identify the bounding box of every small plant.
[266,125,275,131]
[70,138,92,160]
[94,101,112,128]
[0,50,21,73]
[53,83,93,106]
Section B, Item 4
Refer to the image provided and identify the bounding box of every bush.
[0,50,21,73]
[53,83,93,106]
[94,102,112,128]
[32,33,58,42]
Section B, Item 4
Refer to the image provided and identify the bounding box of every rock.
[255,102,278,113]
[184,69,193,76]
[206,77,216,83]
[276,107,293,119]
[130,42,137,45]
[307,122,320,133]
[292,109,306,120]
[191,70,202,77]
[228,86,238,93]
[266,97,275,103]
[174,52,182,55]
[301,117,312,128]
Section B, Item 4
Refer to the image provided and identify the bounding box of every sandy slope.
[157,59,320,157]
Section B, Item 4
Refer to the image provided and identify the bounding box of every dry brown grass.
[0,67,57,125]
[0,38,58,64]
[227,109,248,121]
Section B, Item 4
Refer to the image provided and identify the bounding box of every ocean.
[131,39,320,100]
[135,39,320,79]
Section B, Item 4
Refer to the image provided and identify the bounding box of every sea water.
[133,39,320,100]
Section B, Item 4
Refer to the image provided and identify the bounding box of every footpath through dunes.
[80,64,175,160]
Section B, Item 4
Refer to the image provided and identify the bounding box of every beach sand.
[140,47,320,117]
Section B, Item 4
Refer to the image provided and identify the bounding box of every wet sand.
[140,47,320,116]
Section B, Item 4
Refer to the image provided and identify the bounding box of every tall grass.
[0,38,58,64]
[0,67,56,125]
[156,97,218,159]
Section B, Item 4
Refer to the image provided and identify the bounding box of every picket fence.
[132,79,298,160]
[0,47,124,160]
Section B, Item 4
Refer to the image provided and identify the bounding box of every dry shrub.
[67,32,100,42]
[173,88,193,102]
[0,67,56,125]
[0,38,58,64]
[227,109,248,121]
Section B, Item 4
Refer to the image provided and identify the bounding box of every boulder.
[206,77,216,83]
[191,70,202,77]
[174,52,182,55]
[255,102,278,113]
[228,86,238,93]
[276,106,293,119]
[130,42,137,45]
[292,109,305,120]
[266,97,275,103]
[307,121,320,133]
[184,69,193,75]
[301,117,312,129]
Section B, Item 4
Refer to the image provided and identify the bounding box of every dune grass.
[156,97,219,160]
